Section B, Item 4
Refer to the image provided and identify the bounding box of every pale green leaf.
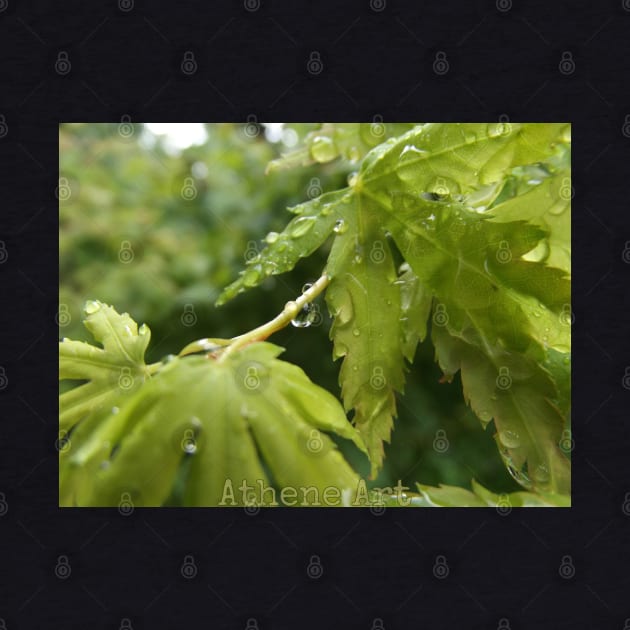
[59,301,151,433]
[60,342,365,507]
[432,320,570,494]
[216,190,351,305]
[266,122,417,173]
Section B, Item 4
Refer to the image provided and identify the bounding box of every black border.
[2,1,630,628]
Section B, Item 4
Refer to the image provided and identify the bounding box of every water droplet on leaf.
[242,265,262,287]
[85,300,100,314]
[333,219,347,234]
[320,204,333,216]
[487,122,511,138]
[533,463,549,481]
[310,136,338,163]
[265,231,279,244]
[499,430,521,448]
[347,145,360,162]
[290,216,316,238]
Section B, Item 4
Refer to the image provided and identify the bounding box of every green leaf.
[216,190,351,305]
[324,195,405,477]
[487,168,571,274]
[266,122,417,173]
[219,122,571,488]
[360,122,567,192]
[59,301,152,433]
[60,342,366,507]
[431,319,570,494]
[415,480,570,507]
[397,263,433,362]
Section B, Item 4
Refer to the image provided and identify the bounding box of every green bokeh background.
[59,122,520,494]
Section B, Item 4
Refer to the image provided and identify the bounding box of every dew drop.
[464,130,477,144]
[310,136,338,163]
[291,301,318,328]
[352,329,360,337]
[265,231,279,244]
[347,172,358,187]
[522,238,550,263]
[347,145,361,162]
[333,219,347,234]
[242,265,262,287]
[263,261,278,275]
[183,440,197,454]
[352,365,359,372]
[320,203,333,216]
[532,463,550,483]
[499,430,521,449]
[487,122,511,138]
[85,300,100,314]
[560,124,571,143]
[139,324,149,335]
[290,216,316,238]
[111,406,120,415]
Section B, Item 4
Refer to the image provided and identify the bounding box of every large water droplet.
[487,122,511,138]
[310,136,338,163]
[291,304,317,328]
[242,265,262,287]
[347,145,360,162]
[333,219,347,234]
[532,463,550,483]
[499,429,521,449]
[183,440,197,454]
[262,261,278,275]
[290,216,316,238]
[85,300,100,314]
[522,239,550,263]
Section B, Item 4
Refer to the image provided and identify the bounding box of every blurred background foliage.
[59,122,520,493]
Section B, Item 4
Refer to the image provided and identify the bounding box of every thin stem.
[217,273,330,363]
